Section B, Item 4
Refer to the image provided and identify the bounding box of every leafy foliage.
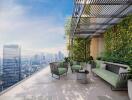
[102,14,132,72]
[64,57,70,63]
[72,37,91,62]
[64,17,72,56]
[65,17,72,36]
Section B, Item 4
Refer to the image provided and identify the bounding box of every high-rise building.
[31,54,41,65]
[2,45,21,89]
[0,57,2,76]
[58,51,64,61]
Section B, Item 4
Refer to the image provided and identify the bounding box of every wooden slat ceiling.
[70,0,132,38]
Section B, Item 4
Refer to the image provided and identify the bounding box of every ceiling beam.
[93,2,132,35]
[75,31,103,34]
[75,1,132,5]
[78,23,116,25]
[72,15,127,18]
[72,0,87,36]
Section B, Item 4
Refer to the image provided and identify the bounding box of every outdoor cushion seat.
[92,61,130,90]
[58,68,67,75]
[71,65,82,72]
[50,62,68,79]
[59,62,64,68]
[92,68,118,87]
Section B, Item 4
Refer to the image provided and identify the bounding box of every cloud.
[0,0,67,56]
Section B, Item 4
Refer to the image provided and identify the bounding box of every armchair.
[50,62,68,79]
[70,61,82,72]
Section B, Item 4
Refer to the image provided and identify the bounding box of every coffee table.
[77,70,89,84]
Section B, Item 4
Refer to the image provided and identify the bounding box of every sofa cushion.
[119,67,128,74]
[95,60,101,68]
[80,62,86,67]
[73,61,77,65]
[100,63,106,69]
[92,68,119,87]
[95,60,104,68]
[59,62,64,68]
[58,68,67,75]
[71,65,82,70]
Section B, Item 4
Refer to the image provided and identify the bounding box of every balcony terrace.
[0,0,131,100]
[0,65,129,100]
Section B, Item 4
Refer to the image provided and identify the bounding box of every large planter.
[128,79,132,100]
[77,70,89,84]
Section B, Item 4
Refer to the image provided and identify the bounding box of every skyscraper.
[0,57,2,76]
[58,51,64,61]
[2,45,21,89]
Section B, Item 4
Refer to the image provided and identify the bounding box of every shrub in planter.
[96,57,101,60]
[88,56,94,64]
[64,57,70,63]
[89,56,93,60]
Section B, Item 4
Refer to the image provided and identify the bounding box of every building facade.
[2,45,21,89]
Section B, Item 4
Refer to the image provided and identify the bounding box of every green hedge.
[71,37,91,62]
[102,14,132,67]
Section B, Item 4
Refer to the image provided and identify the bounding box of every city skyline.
[0,44,67,57]
[0,44,65,91]
[2,45,21,89]
[0,0,73,55]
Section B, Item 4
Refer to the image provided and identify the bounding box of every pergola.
[70,0,132,38]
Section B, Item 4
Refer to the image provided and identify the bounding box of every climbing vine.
[103,14,132,67]
[72,37,91,62]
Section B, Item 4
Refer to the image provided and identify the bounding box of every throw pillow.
[119,67,128,74]
[100,63,106,69]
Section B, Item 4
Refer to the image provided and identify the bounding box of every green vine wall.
[72,37,91,62]
[103,14,132,66]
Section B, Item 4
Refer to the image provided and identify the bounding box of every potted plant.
[89,56,94,63]
[128,65,132,100]
[64,57,71,66]
[88,56,96,70]
[64,57,70,63]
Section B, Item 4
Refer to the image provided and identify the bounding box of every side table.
[77,70,89,84]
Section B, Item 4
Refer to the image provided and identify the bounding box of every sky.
[0,0,73,56]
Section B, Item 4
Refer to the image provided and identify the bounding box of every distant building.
[21,56,31,79]
[2,45,21,89]
[0,75,3,92]
[40,53,46,65]
[31,54,41,65]
[45,54,54,63]
[0,57,2,76]
[58,51,64,61]
[54,54,58,62]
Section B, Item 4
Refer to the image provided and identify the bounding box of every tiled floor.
[0,65,129,100]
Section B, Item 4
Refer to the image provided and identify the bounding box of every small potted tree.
[128,65,132,100]
[88,56,96,71]
[64,57,70,63]
[64,57,70,66]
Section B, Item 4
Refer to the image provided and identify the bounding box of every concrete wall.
[90,36,104,59]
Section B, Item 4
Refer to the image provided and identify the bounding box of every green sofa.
[92,60,130,90]
[50,62,68,79]
[92,68,119,87]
